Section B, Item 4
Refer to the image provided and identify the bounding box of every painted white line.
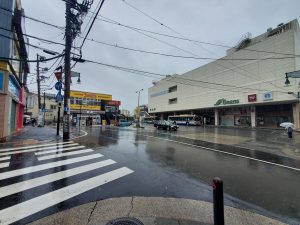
[0,159,116,198]
[0,153,103,180]
[70,130,88,140]
[0,141,74,152]
[34,145,85,156]
[141,134,300,172]
[0,143,80,156]
[37,149,97,161]
[0,156,11,162]
[0,167,133,225]
[0,162,10,169]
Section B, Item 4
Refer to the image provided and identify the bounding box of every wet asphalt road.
[0,125,300,224]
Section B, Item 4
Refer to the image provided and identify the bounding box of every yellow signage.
[70,104,101,110]
[0,61,9,71]
[70,90,112,100]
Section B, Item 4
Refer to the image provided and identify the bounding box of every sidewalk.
[152,125,300,161]
[0,125,85,148]
[28,197,288,225]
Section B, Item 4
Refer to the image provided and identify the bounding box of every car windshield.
[2,1,300,225]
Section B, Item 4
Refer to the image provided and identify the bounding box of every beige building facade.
[148,19,300,129]
[26,92,61,123]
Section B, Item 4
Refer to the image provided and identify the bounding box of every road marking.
[0,143,80,156]
[0,159,116,198]
[0,156,11,162]
[0,153,103,180]
[141,134,300,172]
[0,141,74,152]
[71,130,88,140]
[34,145,86,156]
[0,162,10,169]
[0,167,134,225]
[37,149,96,161]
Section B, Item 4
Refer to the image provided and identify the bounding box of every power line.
[97,15,300,57]
[0,6,64,30]
[79,0,105,50]
[0,54,64,63]
[82,57,288,94]
[80,36,297,61]
[0,26,79,50]
[120,0,290,93]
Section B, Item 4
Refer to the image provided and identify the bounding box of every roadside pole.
[36,54,41,110]
[57,102,61,136]
[63,0,72,140]
[43,92,45,126]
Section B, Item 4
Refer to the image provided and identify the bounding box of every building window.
[50,105,56,110]
[169,98,177,104]
[168,85,177,93]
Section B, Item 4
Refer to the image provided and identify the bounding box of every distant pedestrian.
[31,118,36,127]
[287,126,293,139]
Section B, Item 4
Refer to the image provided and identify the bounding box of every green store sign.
[214,98,239,106]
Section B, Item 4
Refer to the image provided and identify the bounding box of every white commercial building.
[148,19,300,129]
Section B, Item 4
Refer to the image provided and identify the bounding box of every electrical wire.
[0,27,79,50]
[0,54,64,63]
[97,15,300,57]
[78,36,297,61]
[82,58,289,94]
[120,0,291,93]
[0,6,64,30]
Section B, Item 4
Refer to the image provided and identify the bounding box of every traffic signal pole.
[36,54,41,110]
[63,0,72,140]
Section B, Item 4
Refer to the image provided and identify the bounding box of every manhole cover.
[106,217,144,225]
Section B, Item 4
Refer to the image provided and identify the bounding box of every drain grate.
[106,217,144,225]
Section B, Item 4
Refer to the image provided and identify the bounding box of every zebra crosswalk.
[0,140,134,225]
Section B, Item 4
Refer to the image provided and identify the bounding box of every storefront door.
[10,100,17,132]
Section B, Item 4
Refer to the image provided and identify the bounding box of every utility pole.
[136,89,143,127]
[36,54,41,110]
[43,92,46,126]
[63,0,72,140]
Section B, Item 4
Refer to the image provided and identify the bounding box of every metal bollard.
[213,177,224,225]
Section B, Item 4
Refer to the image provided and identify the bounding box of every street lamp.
[284,70,300,98]
[136,89,144,127]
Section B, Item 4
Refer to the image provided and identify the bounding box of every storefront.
[218,106,251,126]
[256,104,293,128]
[8,76,20,133]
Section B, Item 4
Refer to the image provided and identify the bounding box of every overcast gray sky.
[23,0,300,113]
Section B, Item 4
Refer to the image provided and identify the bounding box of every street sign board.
[55,72,62,81]
[286,70,300,78]
[55,92,64,102]
[55,82,62,91]
[71,71,80,77]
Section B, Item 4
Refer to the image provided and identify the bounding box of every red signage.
[248,94,257,102]
[55,72,62,81]
[107,100,121,106]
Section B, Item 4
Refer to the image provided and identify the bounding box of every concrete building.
[26,92,60,124]
[148,19,300,129]
[121,109,130,117]
[69,90,121,125]
[0,0,29,141]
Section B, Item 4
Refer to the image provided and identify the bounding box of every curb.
[27,197,289,225]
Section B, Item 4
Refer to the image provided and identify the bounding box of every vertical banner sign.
[63,115,69,132]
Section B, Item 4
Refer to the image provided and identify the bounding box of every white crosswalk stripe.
[37,149,96,161]
[0,153,103,180]
[34,145,85,155]
[0,167,133,225]
[0,162,10,169]
[0,141,134,224]
[0,156,11,162]
[0,159,116,198]
[0,141,74,152]
[0,143,80,156]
